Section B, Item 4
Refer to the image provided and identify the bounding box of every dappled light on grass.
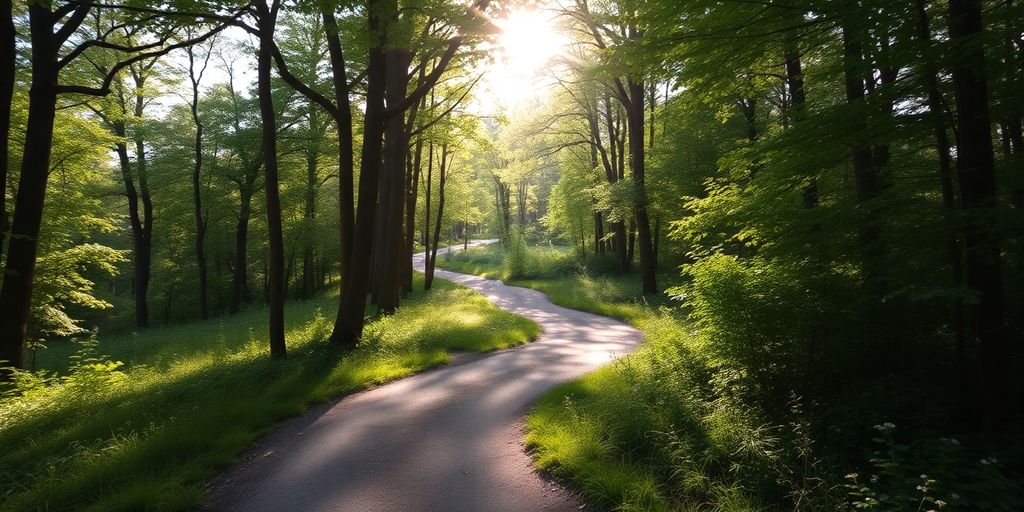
[0,276,537,512]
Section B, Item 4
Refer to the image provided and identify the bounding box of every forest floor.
[0,269,537,511]
[204,244,642,511]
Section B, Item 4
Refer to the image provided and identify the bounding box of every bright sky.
[473,6,568,114]
[160,8,569,117]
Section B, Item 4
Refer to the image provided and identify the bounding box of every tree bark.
[187,47,209,320]
[841,19,885,293]
[595,93,629,271]
[256,0,286,358]
[231,183,255,313]
[302,101,321,300]
[914,0,967,370]
[948,0,1012,428]
[321,9,356,300]
[626,77,657,294]
[0,0,13,259]
[785,38,818,209]
[425,145,449,290]
[424,141,434,263]
[376,47,413,314]
[331,0,389,345]
[0,4,58,370]
[404,133,424,292]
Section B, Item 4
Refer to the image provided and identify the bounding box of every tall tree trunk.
[332,0,388,345]
[187,49,209,321]
[322,9,356,298]
[914,0,967,370]
[256,0,286,358]
[405,133,423,291]
[948,0,1012,429]
[401,71,427,296]
[424,141,434,262]
[425,145,449,290]
[136,142,154,327]
[302,101,321,300]
[230,184,254,313]
[785,37,818,208]
[598,92,629,272]
[626,77,657,294]
[841,20,884,293]
[0,4,58,371]
[377,47,412,314]
[0,0,13,259]
[113,127,152,329]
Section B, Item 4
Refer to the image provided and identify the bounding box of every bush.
[503,227,531,279]
[676,254,861,405]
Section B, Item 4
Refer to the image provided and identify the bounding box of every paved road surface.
[206,242,643,511]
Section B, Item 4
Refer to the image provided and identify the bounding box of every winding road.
[207,242,643,511]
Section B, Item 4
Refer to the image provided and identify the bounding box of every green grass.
[437,245,772,511]
[0,274,539,512]
[440,244,669,321]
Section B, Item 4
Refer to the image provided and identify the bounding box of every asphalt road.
[206,242,643,511]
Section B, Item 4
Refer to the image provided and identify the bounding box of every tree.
[947,0,1012,428]
[88,54,162,330]
[252,0,288,358]
[0,2,230,371]
[0,0,13,257]
[567,0,659,292]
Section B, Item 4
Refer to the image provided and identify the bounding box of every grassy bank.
[438,245,1024,512]
[0,275,538,511]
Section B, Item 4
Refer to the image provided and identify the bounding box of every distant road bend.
[207,241,643,511]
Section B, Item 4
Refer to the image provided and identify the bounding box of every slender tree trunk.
[0,4,57,371]
[914,0,967,368]
[841,20,884,291]
[302,102,321,300]
[377,47,412,313]
[332,0,388,345]
[785,37,817,208]
[187,51,209,321]
[405,133,424,289]
[626,77,657,294]
[425,145,449,290]
[0,0,13,259]
[136,143,154,326]
[322,9,356,299]
[948,0,1012,429]
[256,0,286,358]
[424,141,434,266]
[230,185,254,313]
[597,92,629,271]
[401,73,427,296]
[113,131,151,329]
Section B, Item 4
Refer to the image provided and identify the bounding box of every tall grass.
[0,275,538,511]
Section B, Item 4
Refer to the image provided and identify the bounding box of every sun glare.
[481,7,567,110]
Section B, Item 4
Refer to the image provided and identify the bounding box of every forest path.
[206,241,643,511]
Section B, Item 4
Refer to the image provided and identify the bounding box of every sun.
[496,8,564,77]
[479,7,567,110]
